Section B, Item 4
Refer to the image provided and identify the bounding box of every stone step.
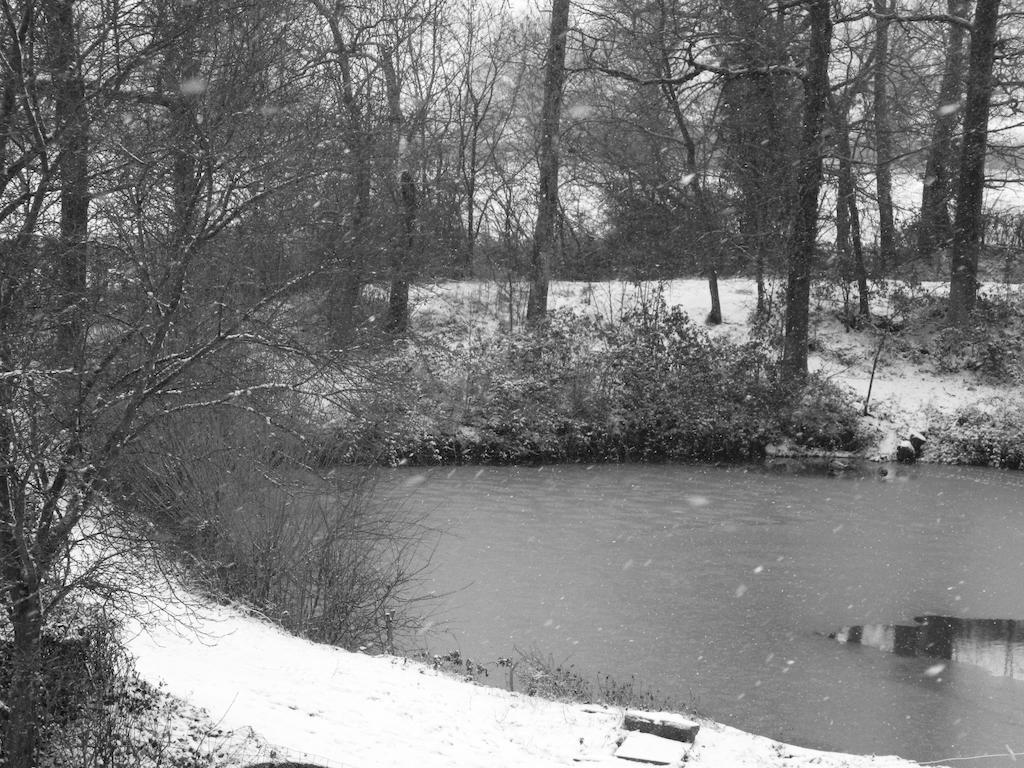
[614,731,690,765]
[623,710,700,743]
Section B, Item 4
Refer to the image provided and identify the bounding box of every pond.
[382,462,1024,766]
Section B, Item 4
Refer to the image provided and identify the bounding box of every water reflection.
[390,463,1024,763]
[831,616,1024,680]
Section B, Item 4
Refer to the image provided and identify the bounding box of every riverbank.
[125,592,938,768]
[339,278,1024,469]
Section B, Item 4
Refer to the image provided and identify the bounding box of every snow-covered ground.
[126,594,931,768]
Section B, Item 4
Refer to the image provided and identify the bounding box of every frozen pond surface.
[383,463,1024,766]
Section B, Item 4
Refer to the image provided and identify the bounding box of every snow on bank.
[126,595,932,768]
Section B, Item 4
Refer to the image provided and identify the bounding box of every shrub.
[929,403,1024,469]
[320,306,867,466]
[113,408,430,653]
[777,375,867,452]
[0,608,250,768]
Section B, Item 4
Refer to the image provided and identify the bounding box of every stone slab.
[614,732,688,765]
[623,710,700,743]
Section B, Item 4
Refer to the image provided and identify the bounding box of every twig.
[863,329,887,417]
[919,745,1022,763]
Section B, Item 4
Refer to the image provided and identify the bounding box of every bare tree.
[526,0,571,326]
[575,0,726,321]
[451,0,524,275]
[0,1,326,763]
[309,0,380,342]
[831,92,871,318]
[716,0,802,318]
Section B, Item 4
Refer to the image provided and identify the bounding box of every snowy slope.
[126,596,934,768]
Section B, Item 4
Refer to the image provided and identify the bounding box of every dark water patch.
[830,616,1024,680]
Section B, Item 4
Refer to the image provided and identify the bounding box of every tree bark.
[948,0,1001,326]
[526,0,571,327]
[316,4,371,343]
[4,584,43,768]
[660,74,721,324]
[873,0,896,272]
[831,96,870,317]
[3,3,88,761]
[388,170,417,334]
[464,95,479,277]
[755,232,766,316]
[48,0,89,363]
[918,0,970,260]
[168,2,202,239]
[383,50,412,335]
[782,0,832,384]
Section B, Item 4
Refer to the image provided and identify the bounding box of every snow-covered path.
[126,597,934,768]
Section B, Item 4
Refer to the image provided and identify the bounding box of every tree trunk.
[0,399,39,768]
[831,96,870,317]
[526,0,571,326]
[387,170,417,334]
[3,568,43,768]
[661,57,722,324]
[464,97,479,277]
[949,0,1001,326]
[318,6,370,344]
[168,3,202,247]
[383,50,411,335]
[782,0,831,384]
[707,269,722,324]
[873,0,896,272]
[918,0,969,260]
[48,0,88,363]
[755,222,767,317]
[458,27,484,280]
[5,4,89,758]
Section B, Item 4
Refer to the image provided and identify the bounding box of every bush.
[598,307,776,460]
[778,375,866,451]
[328,307,867,465]
[929,403,1024,469]
[928,292,1024,383]
[0,608,250,768]
[113,408,430,652]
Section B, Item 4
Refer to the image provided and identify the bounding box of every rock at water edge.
[896,440,916,463]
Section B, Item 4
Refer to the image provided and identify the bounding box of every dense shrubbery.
[0,608,242,768]
[928,292,1024,382]
[929,402,1024,469]
[872,282,1024,383]
[332,307,867,465]
[114,409,428,653]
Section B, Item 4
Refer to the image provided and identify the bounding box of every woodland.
[0,0,1022,765]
